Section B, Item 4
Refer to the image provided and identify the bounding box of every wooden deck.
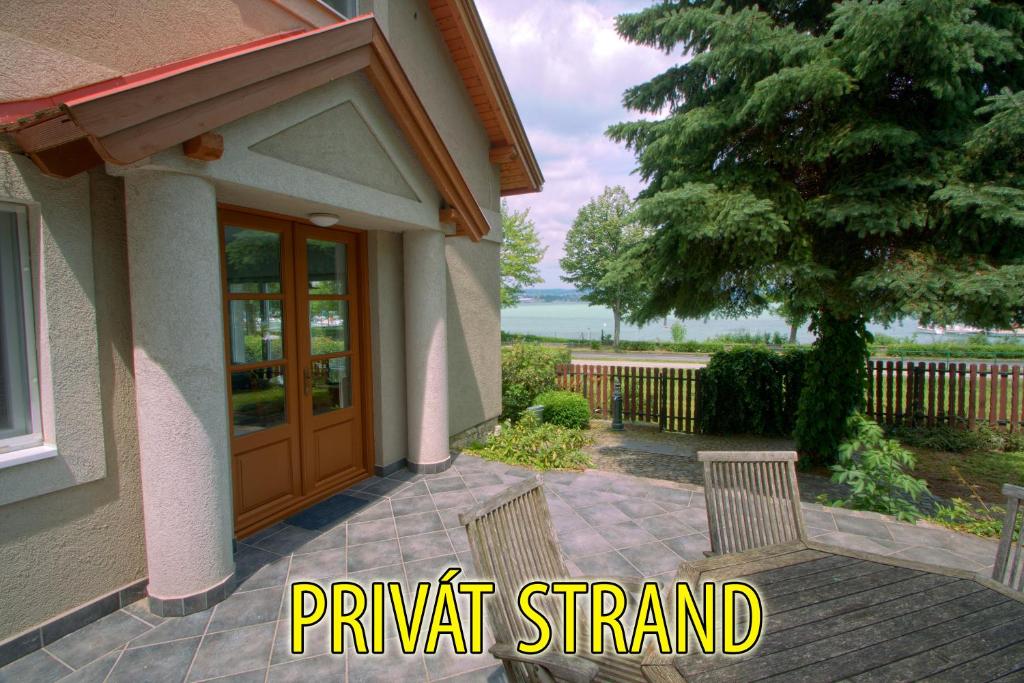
[643,541,1024,682]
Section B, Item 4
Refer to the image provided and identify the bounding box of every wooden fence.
[556,360,1024,434]
[555,364,702,433]
[865,360,1023,431]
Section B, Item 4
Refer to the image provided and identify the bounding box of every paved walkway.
[0,454,999,683]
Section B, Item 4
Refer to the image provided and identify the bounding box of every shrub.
[501,342,571,421]
[535,390,590,429]
[892,424,1022,453]
[819,415,930,522]
[671,322,686,343]
[468,414,592,470]
[699,347,810,437]
[931,498,1012,539]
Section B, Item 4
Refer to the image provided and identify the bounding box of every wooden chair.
[699,451,807,555]
[993,483,1024,591]
[460,477,647,683]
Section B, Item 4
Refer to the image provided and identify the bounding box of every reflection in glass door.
[220,209,370,537]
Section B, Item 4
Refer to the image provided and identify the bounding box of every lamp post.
[611,376,624,431]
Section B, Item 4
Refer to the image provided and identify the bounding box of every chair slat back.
[993,483,1024,592]
[460,477,569,655]
[699,451,806,555]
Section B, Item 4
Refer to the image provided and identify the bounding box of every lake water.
[501,302,928,344]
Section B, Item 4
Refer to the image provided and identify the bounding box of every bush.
[468,414,592,470]
[819,415,930,522]
[535,390,590,429]
[931,498,1012,539]
[892,424,1023,453]
[501,342,571,421]
[699,347,810,437]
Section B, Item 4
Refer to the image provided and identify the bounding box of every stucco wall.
[368,231,408,469]
[446,238,502,435]
[388,0,502,214]
[0,161,146,641]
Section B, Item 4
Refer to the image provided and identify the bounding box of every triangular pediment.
[250,100,418,201]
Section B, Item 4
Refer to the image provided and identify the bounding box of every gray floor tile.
[592,521,659,549]
[347,539,403,573]
[392,481,429,499]
[208,586,284,634]
[575,502,632,527]
[433,491,473,510]
[662,533,711,561]
[802,507,839,531]
[422,639,497,681]
[271,616,331,666]
[404,554,463,585]
[347,640,426,682]
[427,477,469,494]
[449,527,471,553]
[400,530,456,563]
[349,518,398,545]
[645,486,693,509]
[557,527,614,559]
[812,531,909,555]
[196,671,267,683]
[395,511,445,538]
[347,562,409,591]
[287,547,345,583]
[434,664,507,682]
[614,499,668,520]
[252,526,321,556]
[349,500,395,523]
[636,513,698,540]
[0,649,71,683]
[107,636,201,683]
[56,649,120,683]
[550,510,590,534]
[619,541,683,577]
[891,545,987,572]
[292,524,347,555]
[834,513,895,540]
[391,495,438,517]
[234,546,291,592]
[45,611,150,669]
[573,550,642,578]
[267,653,345,682]
[123,600,165,627]
[186,622,276,682]
[439,507,472,529]
[460,472,505,489]
[128,610,212,648]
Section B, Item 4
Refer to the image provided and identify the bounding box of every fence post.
[659,370,668,432]
[913,363,927,426]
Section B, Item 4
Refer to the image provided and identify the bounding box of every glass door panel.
[307,239,348,294]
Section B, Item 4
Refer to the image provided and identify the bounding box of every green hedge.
[535,390,590,429]
[699,348,810,437]
[501,342,571,421]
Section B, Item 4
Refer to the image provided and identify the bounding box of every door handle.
[303,368,312,396]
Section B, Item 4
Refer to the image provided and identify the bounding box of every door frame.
[218,204,376,538]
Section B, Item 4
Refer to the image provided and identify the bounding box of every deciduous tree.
[560,186,649,347]
[500,201,546,308]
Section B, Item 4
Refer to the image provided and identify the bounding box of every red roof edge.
[0,18,369,127]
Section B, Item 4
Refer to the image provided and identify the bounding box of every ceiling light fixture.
[308,213,340,227]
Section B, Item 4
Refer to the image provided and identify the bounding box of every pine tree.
[609,0,1024,463]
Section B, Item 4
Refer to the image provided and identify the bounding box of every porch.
[0,453,997,682]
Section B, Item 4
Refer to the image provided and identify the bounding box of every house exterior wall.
[446,238,502,438]
[0,155,146,642]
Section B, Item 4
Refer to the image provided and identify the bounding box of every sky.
[476,0,680,287]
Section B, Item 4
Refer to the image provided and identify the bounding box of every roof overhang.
[2,17,492,241]
[428,0,543,196]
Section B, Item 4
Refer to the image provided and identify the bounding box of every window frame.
[319,0,360,19]
[0,201,43,454]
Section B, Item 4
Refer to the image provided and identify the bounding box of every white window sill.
[0,444,59,470]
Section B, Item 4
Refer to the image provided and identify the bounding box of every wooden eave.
[5,16,490,241]
[427,0,544,196]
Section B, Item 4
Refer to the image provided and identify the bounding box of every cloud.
[477,0,679,286]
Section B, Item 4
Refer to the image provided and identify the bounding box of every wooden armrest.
[489,643,600,683]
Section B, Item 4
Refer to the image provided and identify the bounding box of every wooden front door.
[219,208,373,537]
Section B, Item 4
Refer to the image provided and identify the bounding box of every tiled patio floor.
[0,454,999,683]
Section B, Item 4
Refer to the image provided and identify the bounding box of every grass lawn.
[908,446,1024,504]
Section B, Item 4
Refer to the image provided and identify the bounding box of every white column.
[124,171,235,615]
[403,229,451,471]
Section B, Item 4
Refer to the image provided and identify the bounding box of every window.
[322,0,360,18]
[0,204,41,452]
